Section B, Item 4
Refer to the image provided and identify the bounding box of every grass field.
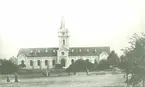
[0,72,126,87]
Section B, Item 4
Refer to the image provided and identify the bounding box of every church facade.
[17,19,110,69]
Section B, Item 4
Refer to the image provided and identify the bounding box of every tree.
[66,59,94,75]
[0,59,19,82]
[97,59,110,70]
[121,33,145,87]
[107,50,120,67]
[9,56,18,65]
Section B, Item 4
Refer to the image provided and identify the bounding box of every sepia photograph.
[0,0,145,87]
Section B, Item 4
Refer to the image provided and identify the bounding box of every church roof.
[69,47,110,56]
[17,47,110,57]
[17,48,58,57]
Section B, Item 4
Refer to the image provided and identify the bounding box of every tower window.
[61,52,65,55]
[62,32,65,35]
[63,39,65,45]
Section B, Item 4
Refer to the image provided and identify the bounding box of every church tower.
[57,17,69,68]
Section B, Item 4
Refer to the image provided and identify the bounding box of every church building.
[17,18,110,69]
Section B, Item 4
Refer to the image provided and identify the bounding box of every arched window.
[61,52,65,55]
[30,60,33,66]
[63,39,65,45]
[62,32,65,35]
[52,60,55,66]
[61,59,66,67]
[37,60,40,66]
[71,59,74,64]
[45,60,48,66]
[21,60,24,64]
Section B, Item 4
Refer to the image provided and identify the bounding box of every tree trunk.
[143,79,145,87]
[126,73,129,87]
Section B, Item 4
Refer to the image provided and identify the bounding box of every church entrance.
[61,59,66,67]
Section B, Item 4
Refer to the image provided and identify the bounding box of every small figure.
[14,73,18,82]
[7,76,10,82]
[85,68,89,75]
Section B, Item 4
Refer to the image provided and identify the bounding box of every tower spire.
[60,16,65,29]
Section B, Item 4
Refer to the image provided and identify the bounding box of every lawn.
[0,72,126,87]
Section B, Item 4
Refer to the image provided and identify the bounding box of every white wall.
[17,53,108,69]
[17,54,57,69]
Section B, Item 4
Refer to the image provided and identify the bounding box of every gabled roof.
[17,48,58,57]
[17,47,110,57]
[69,47,110,56]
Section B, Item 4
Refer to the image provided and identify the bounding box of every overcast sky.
[0,0,145,58]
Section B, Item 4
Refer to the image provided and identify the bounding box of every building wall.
[17,52,108,69]
[17,54,57,69]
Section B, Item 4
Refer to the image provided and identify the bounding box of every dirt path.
[0,73,125,87]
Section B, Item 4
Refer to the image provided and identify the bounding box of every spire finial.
[60,16,65,29]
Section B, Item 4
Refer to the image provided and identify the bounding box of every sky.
[0,0,145,59]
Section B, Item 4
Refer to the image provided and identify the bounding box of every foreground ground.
[0,72,126,87]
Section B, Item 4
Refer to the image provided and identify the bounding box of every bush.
[18,64,26,69]
[97,59,110,70]
[66,59,94,73]
[55,64,63,69]
[0,59,19,74]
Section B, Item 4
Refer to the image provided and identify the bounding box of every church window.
[30,60,33,66]
[62,32,65,35]
[61,59,66,67]
[21,60,24,64]
[63,39,65,45]
[30,50,33,53]
[37,60,40,66]
[45,60,48,65]
[52,60,55,65]
[87,49,89,52]
[71,49,74,52]
[71,59,74,64]
[79,49,81,52]
[61,52,65,55]
[38,49,40,53]
[46,49,48,52]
